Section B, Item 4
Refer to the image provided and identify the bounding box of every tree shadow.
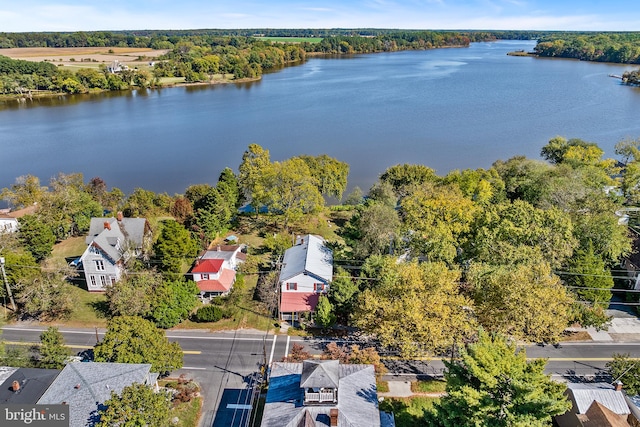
[89,300,110,318]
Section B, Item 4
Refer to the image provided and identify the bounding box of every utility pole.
[0,257,17,311]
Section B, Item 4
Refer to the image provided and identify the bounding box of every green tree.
[429,330,570,427]
[468,262,574,344]
[217,166,241,209]
[94,316,183,373]
[401,184,478,264]
[238,143,271,211]
[149,279,198,329]
[14,271,72,321]
[353,259,475,358]
[95,383,171,427]
[380,163,438,198]
[192,187,232,246]
[18,215,55,262]
[152,220,198,279]
[466,199,576,269]
[105,271,159,318]
[565,244,613,308]
[297,154,349,199]
[343,186,364,205]
[0,174,46,208]
[328,268,359,323]
[264,158,324,226]
[607,353,640,395]
[314,295,336,329]
[347,202,400,259]
[38,326,69,369]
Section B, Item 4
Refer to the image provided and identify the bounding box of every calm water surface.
[1,40,639,195]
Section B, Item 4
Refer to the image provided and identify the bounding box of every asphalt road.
[4,325,640,426]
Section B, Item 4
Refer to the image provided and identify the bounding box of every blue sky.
[2,1,639,32]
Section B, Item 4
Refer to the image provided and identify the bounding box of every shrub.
[195,305,223,322]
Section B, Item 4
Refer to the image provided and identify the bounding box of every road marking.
[4,341,201,355]
[268,335,277,365]
[3,327,104,335]
[285,336,291,358]
[180,367,207,370]
[227,404,252,410]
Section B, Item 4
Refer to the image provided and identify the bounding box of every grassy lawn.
[48,236,86,268]
[379,397,439,427]
[377,380,389,393]
[62,283,108,327]
[411,379,446,394]
[158,76,187,85]
[170,397,202,427]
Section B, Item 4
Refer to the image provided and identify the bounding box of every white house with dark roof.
[189,244,246,301]
[261,360,394,427]
[278,235,333,321]
[79,213,151,291]
[37,362,158,427]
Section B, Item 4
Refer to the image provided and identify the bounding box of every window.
[95,260,105,271]
[202,273,210,280]
[90,276,97,288]
[314,283,326,292]
[286,283,297,291]
[90,246,100,255]
[100,276,108,288]
[110,277,116,285]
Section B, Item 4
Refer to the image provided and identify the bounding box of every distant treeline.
[534,32,640,64]
[0,29,548,49]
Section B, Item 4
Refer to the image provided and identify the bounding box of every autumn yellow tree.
[353,259,475,358]
[467,261,574,344]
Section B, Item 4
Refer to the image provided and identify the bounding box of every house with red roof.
[278,235,333,322]
[189,245,246,301]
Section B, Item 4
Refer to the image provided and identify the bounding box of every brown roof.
[579,401,630,427]
[5,203,38,218]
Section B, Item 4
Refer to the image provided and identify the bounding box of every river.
[1,40,639,197]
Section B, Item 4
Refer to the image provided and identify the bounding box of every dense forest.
[534,32,640,63]
[0,29,548,49]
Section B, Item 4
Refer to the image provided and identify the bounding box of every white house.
[0,204,38,234]
[278,234,333,321]
[79,213,151,292]
[189,245,246,301]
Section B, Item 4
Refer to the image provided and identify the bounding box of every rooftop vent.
[11,380,20,392]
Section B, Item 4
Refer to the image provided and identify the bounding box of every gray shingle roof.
[38,362,155,427]
[85,217,148,262]
[0,368,60,404]
[301,360,340,389]
[262,361,381,427]
[279,235,333,283]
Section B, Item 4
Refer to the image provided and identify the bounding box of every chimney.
[11,381,20,392]
[330,408,338,427]
[117,211,123,221]
[103,221,111,230]
[615,380,623,392]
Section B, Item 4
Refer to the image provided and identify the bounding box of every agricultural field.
[0,47,168,70]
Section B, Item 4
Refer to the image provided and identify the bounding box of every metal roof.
[567,382,631,415]
[279,235,333,283]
